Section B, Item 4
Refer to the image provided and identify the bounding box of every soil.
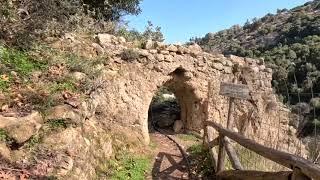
[148,131,189,180]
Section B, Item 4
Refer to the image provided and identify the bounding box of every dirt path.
[148,131,189,180]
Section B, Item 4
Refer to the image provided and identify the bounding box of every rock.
[31,71,42,82]
[147,54,155,61]
[265,68,273,73]
[3,111,43,144]
[160,50,170,55]
[212,63,224,70]
[154,41,165,49]
[46,105,82,124]
[70,72,87,82]
[64,33,75,42]
[0,142,11,160]
[288,126,297,136]
[224,60,233,67]
[167,45,178,52]
[149,49,158,54]
[173,120,183,133]
[57,155,74,176]
[197,60,206,67]
[139,49,149,57]
[97,34,113,46]
[223,67,233,74]
[164,55,173,62]
[185,72,193,79]
[92,43,104,55]
[245,57,255,64]
[143,39,153,50]
[259,65,266,71]
[118,36,126,44]
[177,46,188,54]
[188,43,202,55]
[155,54,165,61]
[251,66,260,73]
[153,102,180,128]
[228,55,245,66]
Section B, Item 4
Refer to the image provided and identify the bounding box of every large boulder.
[173,120,183,133]
[0,142,11,160]
[151,102,180,128]
[188,43,202,55]
[167,45,178,52]
[97,34,113,46]
[143,39,154,50]
[1,111,43,144]
[45,105,82,124]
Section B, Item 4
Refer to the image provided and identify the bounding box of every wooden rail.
[205,120,320,180]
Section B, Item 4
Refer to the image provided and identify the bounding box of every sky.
[125,0,311,43]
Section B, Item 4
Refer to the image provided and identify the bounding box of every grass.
[177,133,199,142]
[49,79,77,94]
[47,119,70,129]
[0,128,14,146]
[25,134,42,149]
[97,152,152,180]
[0,45,47,77]
[0,76,10,91]
[188,144,214,177]
[149,141,158,150]
[121,49,140,62]
[232,144,288,171]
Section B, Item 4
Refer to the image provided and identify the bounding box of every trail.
[148,131,190,180]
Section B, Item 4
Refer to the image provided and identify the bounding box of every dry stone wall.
[86,33,305,155]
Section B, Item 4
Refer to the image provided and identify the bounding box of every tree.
[142,21,164,42]
[83,0,142,21]
[0,0,144,48]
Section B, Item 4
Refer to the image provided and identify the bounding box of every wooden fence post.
[203,82,218,170]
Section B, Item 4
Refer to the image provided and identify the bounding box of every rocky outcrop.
[0,111,43,144]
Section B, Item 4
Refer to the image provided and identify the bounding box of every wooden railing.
[203,120,320,180]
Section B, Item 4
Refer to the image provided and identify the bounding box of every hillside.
[195,0,320,136]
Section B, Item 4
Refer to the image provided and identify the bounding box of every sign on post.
[219,82,250,100]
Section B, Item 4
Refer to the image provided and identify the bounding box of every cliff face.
[0,34,306,179]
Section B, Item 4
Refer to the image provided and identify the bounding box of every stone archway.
[147,67,206,135]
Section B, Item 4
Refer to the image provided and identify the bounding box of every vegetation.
[0,129,14,145]
[97,151,152,180]
[187,144,214,178]
[117,21,164,44]
[177,133,200,142]
[121,49,140,62]
[194,0,320,136]
[0,0,143,48]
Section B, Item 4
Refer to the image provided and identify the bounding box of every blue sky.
[125,0,311,43]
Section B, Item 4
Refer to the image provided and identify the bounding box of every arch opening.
[147,73,205,135]
[148,86,181,133]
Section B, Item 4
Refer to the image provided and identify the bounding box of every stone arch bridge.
[86,34,302,155]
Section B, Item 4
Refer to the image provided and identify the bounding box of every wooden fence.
[203,120,320,180]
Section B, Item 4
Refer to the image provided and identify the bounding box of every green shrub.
[47,119,70,130]
[177,134,199,142]
[0,129,14,145]
[66,54,104,79]
[0,46,47,77]
[121,49,140,62]
[188,144,214,177]
[97,152,151,180]
[49,79,77,93]
[0,77,10,91]
[25,134,42,149]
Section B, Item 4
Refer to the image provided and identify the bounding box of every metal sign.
[219,82,250,99]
